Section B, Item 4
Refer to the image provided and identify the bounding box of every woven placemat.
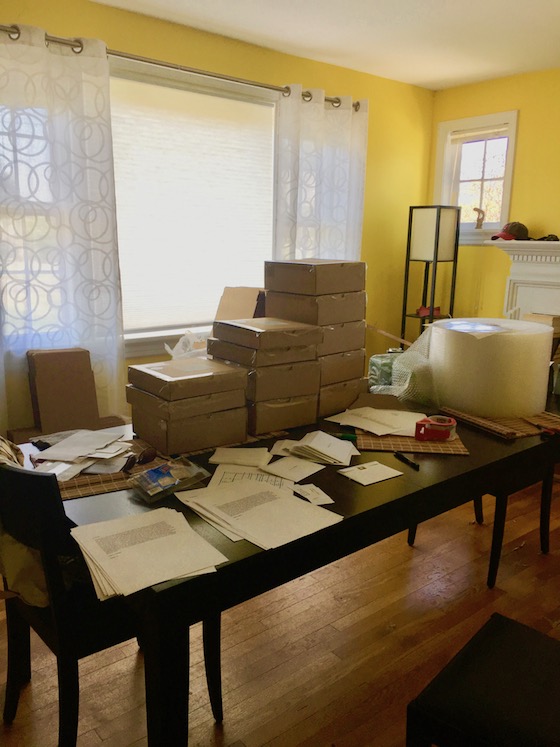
[58,431,289,500]
[439,407,553,440]
[355,430,469,455]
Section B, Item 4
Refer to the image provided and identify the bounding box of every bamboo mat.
[355,430,469,455]
[58,431,289,501]
[439,407,560,440]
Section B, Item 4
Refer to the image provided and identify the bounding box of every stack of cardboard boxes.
[264,259,368,417]
[126,357,248,455]
[207,317,323,435]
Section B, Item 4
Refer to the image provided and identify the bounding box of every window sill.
[124,326,212,360]
[459,227,497,246]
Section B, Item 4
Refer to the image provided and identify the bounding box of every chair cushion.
[411,613,560,747]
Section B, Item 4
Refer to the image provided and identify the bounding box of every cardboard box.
[27,348,100,432]
[317,321,367,356]
[215,286,265,320]
[265,259,366,296]
[247,394,318,435]
[245,360,321,402]
[212,317,323,349]
[131,405,248,455]
[126,384,245,419]
[207,338,317,367]
[265,290,366,326]
[318,378,369,418]
[127,357,247,401]
[319,349,366,386]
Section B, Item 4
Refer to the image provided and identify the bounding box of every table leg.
[540,463,554,555]
[142,606,190,746]
[487,493,508,589]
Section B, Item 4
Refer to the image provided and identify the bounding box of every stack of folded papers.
[71,508,228,600]
[288,430,359,465]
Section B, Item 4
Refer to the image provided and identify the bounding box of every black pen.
[394,451,420,471]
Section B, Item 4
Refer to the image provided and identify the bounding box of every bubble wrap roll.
[428,318,553,418]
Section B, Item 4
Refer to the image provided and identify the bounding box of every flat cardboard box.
[265,259,366,296]
[212,317,323,349]
[247,394,318,435]
[207,338,317,367]
[131,405,248,455]
[27,348,100,432]
[127,357,247,401]
[126,384,245,419]
[245,360,321,402]
[318,377,369,418]
[319,349,366,386]
[215,286,265,320]
[317,321,367,356]
[265,290,366,326]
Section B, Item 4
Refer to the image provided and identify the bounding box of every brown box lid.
[265,259,366,296]
[126,384,245,420]
[317,321,367,357]
[127,357,247,401]
[131,406,248,456]
[245,360,320,402]
[212,317,323,349]
[207,338,317,367]
[265,290,366,326]
[318,377,369,418]
[319,349,366,386]
[247,394,318,435]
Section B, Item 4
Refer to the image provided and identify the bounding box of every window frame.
[433,111,518,246]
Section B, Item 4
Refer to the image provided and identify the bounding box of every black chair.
[0,463,223,746]
[406,612,560,747]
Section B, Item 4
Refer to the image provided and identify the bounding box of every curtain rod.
[0,23,361,111]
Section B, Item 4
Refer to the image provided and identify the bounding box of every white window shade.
[110,77,275,333]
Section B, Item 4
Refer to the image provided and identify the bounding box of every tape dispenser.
[415,415,457,441]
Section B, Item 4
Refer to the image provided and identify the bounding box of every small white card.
[294,484,334,505]
[338,461,403,486]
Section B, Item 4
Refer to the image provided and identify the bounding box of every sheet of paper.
[261,456,325,482]
[71,508,227,599]
[209,447,271,468]
[36,430,121,462]
[184,482,342,549]
[293,484,334,505]
[176,485,243,540]
[209,463,294,491]
[338,461,403,486]
[326,407,426,437]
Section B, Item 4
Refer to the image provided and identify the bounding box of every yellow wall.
[431,68,560,320]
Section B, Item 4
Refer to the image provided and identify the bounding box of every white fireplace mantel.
[484,240,560,317]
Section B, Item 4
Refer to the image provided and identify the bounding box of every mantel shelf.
[484,240,560,262]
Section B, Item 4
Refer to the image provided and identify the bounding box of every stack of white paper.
[71,508,228,600]
[289,431,359,465]
[178,480,342,549]
[326,407,426,437]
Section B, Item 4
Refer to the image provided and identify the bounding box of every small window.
[434,111,518,245]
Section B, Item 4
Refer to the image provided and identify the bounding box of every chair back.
[0,463,77,624]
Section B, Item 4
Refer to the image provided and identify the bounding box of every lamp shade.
[409,206,460,262]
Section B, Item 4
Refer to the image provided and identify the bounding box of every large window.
[433,111,518,245]
[109,60,276,352]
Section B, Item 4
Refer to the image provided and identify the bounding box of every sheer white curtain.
[274,84,368,261]
[0,25,125,435]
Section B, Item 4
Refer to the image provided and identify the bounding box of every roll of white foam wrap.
[429,318,553,418]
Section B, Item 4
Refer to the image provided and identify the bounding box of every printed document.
[327,407,426,437]
[71,508,227,600]
[180,481,342,549]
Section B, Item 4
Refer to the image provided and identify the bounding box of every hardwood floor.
[1,479,560,746]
